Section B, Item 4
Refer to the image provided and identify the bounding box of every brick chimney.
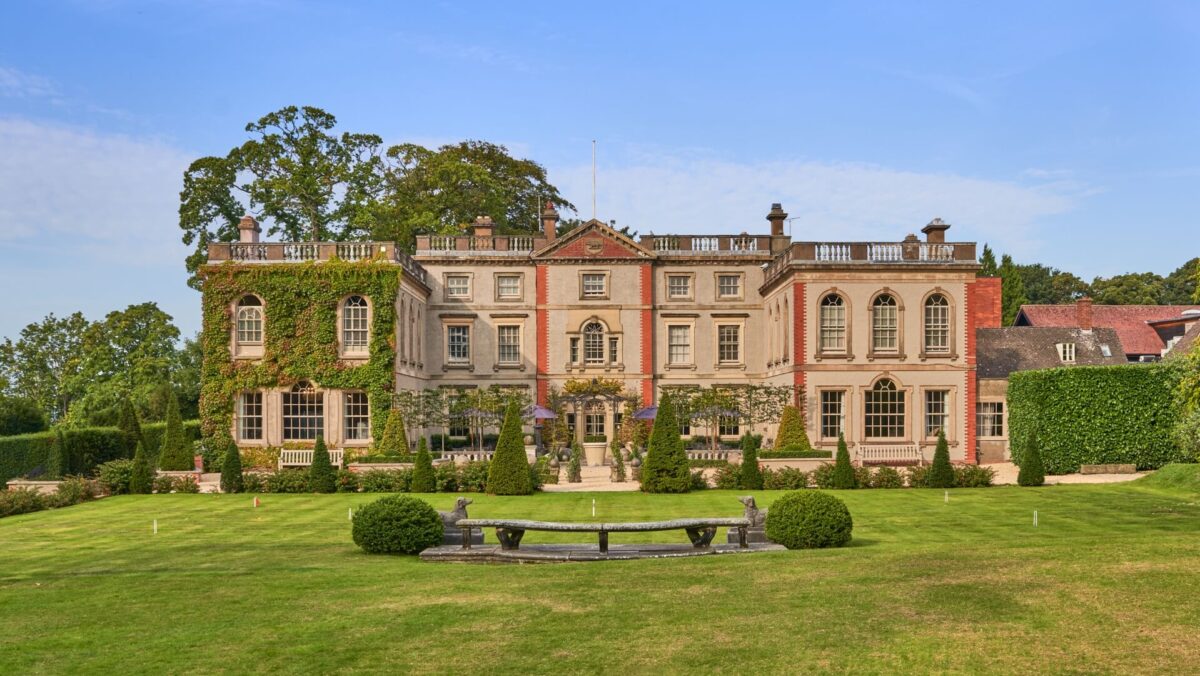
[541,201,560,242]
[1076,296,1093,330]
[238,214,261,243]
[922,218,950,243]
[766,203,788,237]
[472,215,494,238]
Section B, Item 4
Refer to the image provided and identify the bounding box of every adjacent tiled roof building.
[1013,299,1200,360]
[976,327,1126,378]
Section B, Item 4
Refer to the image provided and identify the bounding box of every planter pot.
[582,442,608,466]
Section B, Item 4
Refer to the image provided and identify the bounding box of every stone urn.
[582,441,607,467]
[549,455,560,469]
[523,434,534,445]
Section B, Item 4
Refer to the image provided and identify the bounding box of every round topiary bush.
[765,491,853,549]
[351,495,443,555]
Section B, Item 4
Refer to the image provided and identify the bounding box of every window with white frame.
[236,296,263,344]
[608,337,619,364]
[496,274,521,299]
[976,401,1004,437]
[668,325,691,365]
[717,274,742,299]
[1057,342,1076,363]
[820,390,844,439]
[446,325,471,364]
[344,392,371,440]
[342,296,369,352]
[819,294,846,352]
[924,389,948,438]
[872,294,899,352]
[583,322,606,364]
[581,273,606,298]
[585,404,605,437]
[865,379,905,439]
[569,337,580,365]
[667,275,691,299]
[924,294,950,354]
[238,392,263,441]
[497,325,520,365]
[282,381,323,441]
[717,325,741,363]
[718,416,740,437]
[445,274,470,298]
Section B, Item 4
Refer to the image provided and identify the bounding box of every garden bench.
[455,517,752,554]
[278,448,344,469]
[856,444,922,466]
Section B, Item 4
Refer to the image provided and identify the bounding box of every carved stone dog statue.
[438,497,483,546]
[727,495,772,544]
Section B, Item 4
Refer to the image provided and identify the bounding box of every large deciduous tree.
[1089,272,1167,305]
[0,312,90,421]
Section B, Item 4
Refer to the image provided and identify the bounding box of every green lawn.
[3,469,1200,674]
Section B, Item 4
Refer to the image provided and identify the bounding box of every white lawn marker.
[348,507,353,521]
[944,490,949,504]
[153,519,158,535]
[592,499,596,517]
[1034,510,1038,527]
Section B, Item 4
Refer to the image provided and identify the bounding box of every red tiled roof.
[1015,305,1200,356]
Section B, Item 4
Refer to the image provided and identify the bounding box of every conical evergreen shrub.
[411,438,435,492]
[48,428,67,479]
[377,407,411,460]
[220,436,243,494]
[775,405,812,450]
[567,441,582,483]
[641,392,691,493]
[739,433,763,490]
[308,435,336,493]
[1017,431,1046,487]
[157,391,193,470]
[116,398,144,458]
[129,441,153,494]
[927,428,955,488]
[488,400,533,495]
[831,433,857,489]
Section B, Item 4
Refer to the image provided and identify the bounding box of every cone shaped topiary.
[220,436,243,494]
[309,435,336,493]
[116,398,145,458]
[488,400,533,495]
[775,405,812,450]
[129,441,153,494]
[641,392,691,493]
[1018,430,1046,487]
[158,391,192,470]
[739,433,763,490]
[49,428,67,480]
[927,428,955,489]
[377,407,411,460]
[567,441,583,483]
[410,438,435,493]
[831,433,857,489]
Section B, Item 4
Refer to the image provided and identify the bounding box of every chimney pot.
[540,200,560,242]
[921,217,951,243]
[1076,296,1094,331]
[472,215,495,237]
[766,203,788,237]
[238,214,261,243]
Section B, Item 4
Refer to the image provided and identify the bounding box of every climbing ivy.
[199,260,401,446]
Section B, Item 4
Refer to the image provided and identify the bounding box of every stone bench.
[455,517,753,554]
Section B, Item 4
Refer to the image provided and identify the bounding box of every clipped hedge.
[1008,363,1185,474]
[0,420,201,483]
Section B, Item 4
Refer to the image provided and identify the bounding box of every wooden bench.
[278,449,344,469]
[857,444,922,466]
[455,517,752,554]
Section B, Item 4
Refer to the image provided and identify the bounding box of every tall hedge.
[488,400,533,495]
[775,405,812,450]
[157,394,193,471]
[0,427,129,483]
[641,392,691,493]
[309,435,336,493]
[1008,363,1185,473]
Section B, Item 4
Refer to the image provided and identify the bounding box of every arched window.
[583,321,605,365]
[342,296,369,352]
[924,294,950,354]
[819,294,846,351]
[236,296,263,345]
[282,381,323,440]
[872,294,898,352]
[865,379,905,439]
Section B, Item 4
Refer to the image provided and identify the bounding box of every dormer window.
[1057,342,1076,363]
[1100,344,1112,358]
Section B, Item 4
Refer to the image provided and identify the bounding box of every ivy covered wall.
[199,260,402,444]
[1008,363,1185,473]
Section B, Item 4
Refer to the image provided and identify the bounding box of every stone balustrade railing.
[207,241,428,286]
[641,234,779,255]
[764,241,976,286]
[415,235,547,255]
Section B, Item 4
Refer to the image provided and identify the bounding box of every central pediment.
[531,219,655,261]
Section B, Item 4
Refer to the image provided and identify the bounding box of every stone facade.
[206,204,1000,463]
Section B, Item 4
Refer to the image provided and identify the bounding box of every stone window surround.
[442,317,474,371]
[919,385,957,445]
[565,316,623,372]
[494,272,524,302]
[816,387,851,443]
[494,321,524,371]
[867,288,906,361]
[443,272,473,301]
[665,272,695,301]
[919,288,957,360]
[713,317,746,369]
[665,319,696,369]
[858,374,913,443]
[977,400,1005,439]
[231,294,266,360]
[578,270,611,300]
[231,385,373,448]
[815,289,854,361]
[714,271,745,301]
[336,294,372,361]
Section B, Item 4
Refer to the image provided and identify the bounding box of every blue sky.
[1,1,1198,340]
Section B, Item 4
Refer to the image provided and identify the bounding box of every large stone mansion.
[204,203,1006,463]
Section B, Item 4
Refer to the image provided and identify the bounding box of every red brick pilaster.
[641,264,654,406]
[964,279,984,463]
[536,264,549,405]
[792,282,806,405]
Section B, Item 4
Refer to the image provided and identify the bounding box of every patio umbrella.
[632,406,657,420]
[525,405,557,420]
